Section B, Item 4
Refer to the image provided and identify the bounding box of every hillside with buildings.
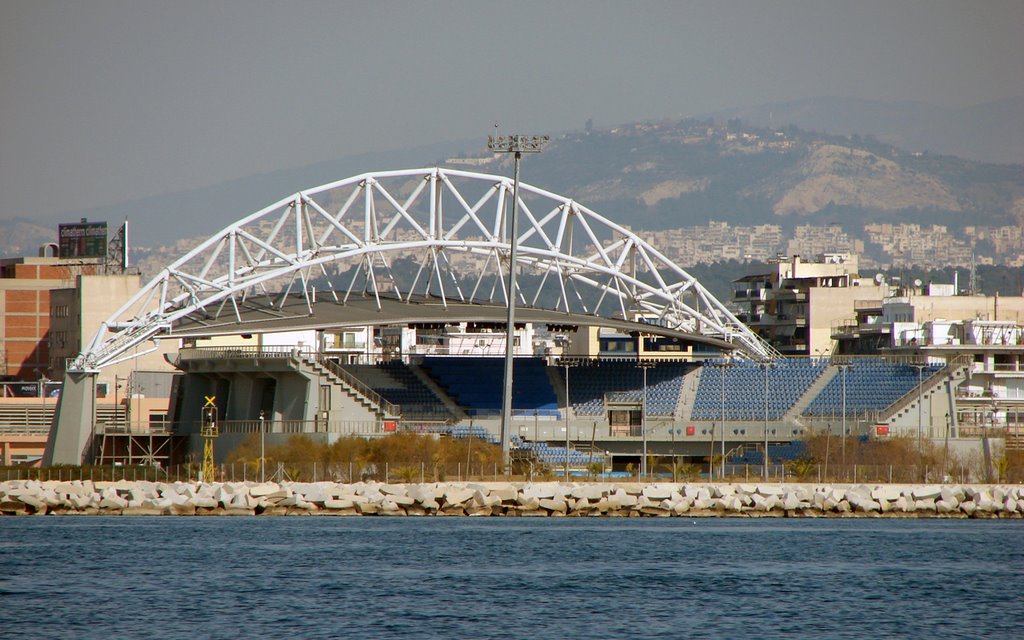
[448,119,1024,270]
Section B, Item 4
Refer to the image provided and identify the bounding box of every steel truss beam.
[73,167,774,371]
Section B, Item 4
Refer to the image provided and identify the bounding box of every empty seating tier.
[691,358,828,421]
[511,435,603,467]
[729,441,808,465]
[340,361,456,422]
[567,361,693,417]
[803,359,943,416]
[420,357,560,417]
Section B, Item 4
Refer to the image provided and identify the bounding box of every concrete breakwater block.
[2,479,1024,518]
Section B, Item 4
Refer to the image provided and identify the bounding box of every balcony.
[733,288,768,301]
[772,313,807,327]
[832,321,858,339]
[969,361,1024,376]
[772,289,807,302]
[854,299,884,312]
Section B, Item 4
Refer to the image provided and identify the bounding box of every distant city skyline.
[2,0,1022,224]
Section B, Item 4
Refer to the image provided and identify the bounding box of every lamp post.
[840,363,848,476]
[641,362,649,479]
[565,422,570,478]
[564,361,571,479]
[721,357,730,479]
[487,133,548,472]
[943,412,950,481]
[915,363,925,480]
[259,409,266,483]
[763,360,771,481]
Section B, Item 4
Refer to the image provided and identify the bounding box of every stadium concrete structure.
[41,167,979,470]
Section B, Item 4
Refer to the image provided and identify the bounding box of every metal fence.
[5,459,1005,485]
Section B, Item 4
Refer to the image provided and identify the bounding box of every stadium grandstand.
[37,168,976,474]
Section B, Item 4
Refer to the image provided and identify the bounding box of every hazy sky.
[2,0,1022,222]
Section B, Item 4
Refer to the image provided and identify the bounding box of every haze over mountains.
[708,96,1024,165]
[3,96,1022,271]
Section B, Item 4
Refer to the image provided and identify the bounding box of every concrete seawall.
[2,479,1022,518]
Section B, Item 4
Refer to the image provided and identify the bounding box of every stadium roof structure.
[168,293,737,351]
[73,167,775,370]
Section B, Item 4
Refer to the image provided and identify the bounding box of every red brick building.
[0,257,103,381]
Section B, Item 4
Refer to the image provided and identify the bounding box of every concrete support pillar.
[44,371,97,466]
[274,374,312,421]
[227,374,257,421]
[176,373,215,435]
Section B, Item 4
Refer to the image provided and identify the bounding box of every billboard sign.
[59,220,107,258]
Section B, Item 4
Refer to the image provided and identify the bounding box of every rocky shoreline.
[2,479,1022,518]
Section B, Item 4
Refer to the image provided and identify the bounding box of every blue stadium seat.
[340,361,456,421]
[420,357,560,417]
[803,359,943,416]
[567,361,693,417]
[692,358,827,421]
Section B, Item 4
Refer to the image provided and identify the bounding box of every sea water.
[1,517,1021,639]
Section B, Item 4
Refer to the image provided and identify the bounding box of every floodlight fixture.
[487,135,550,155]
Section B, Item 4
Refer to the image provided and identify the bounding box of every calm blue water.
[1,517,1021,639]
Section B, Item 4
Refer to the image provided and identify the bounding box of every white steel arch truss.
[75,167,774,370]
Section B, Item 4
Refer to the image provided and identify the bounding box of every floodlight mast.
[487,134,549,472]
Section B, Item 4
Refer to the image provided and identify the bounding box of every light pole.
[720,357,729,480]
[564,361,571,479]
[564,424,570,479]
[915,363,925,480]
[487,133,548,473]
[943,412,950,481]
[840,363,848,475]
[641,362,649,479]
[763,360,771,481]
[259,409,266,483]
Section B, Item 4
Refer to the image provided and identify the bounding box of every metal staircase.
[301,354,400,419]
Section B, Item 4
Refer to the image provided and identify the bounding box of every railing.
[314,356,400,418]
[0,423,51,435]
[95,424,173,436]
[989,363,1024,373]
[177,346,299,362]
[2,459,999,485]
[853,300,883,312]
[831,321,858,337]
[210,419,384,435]
[829,353,934,366]
[400,421,456,433]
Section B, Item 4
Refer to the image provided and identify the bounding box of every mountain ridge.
[4,97,1023,273]
[706,95,1024,164]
